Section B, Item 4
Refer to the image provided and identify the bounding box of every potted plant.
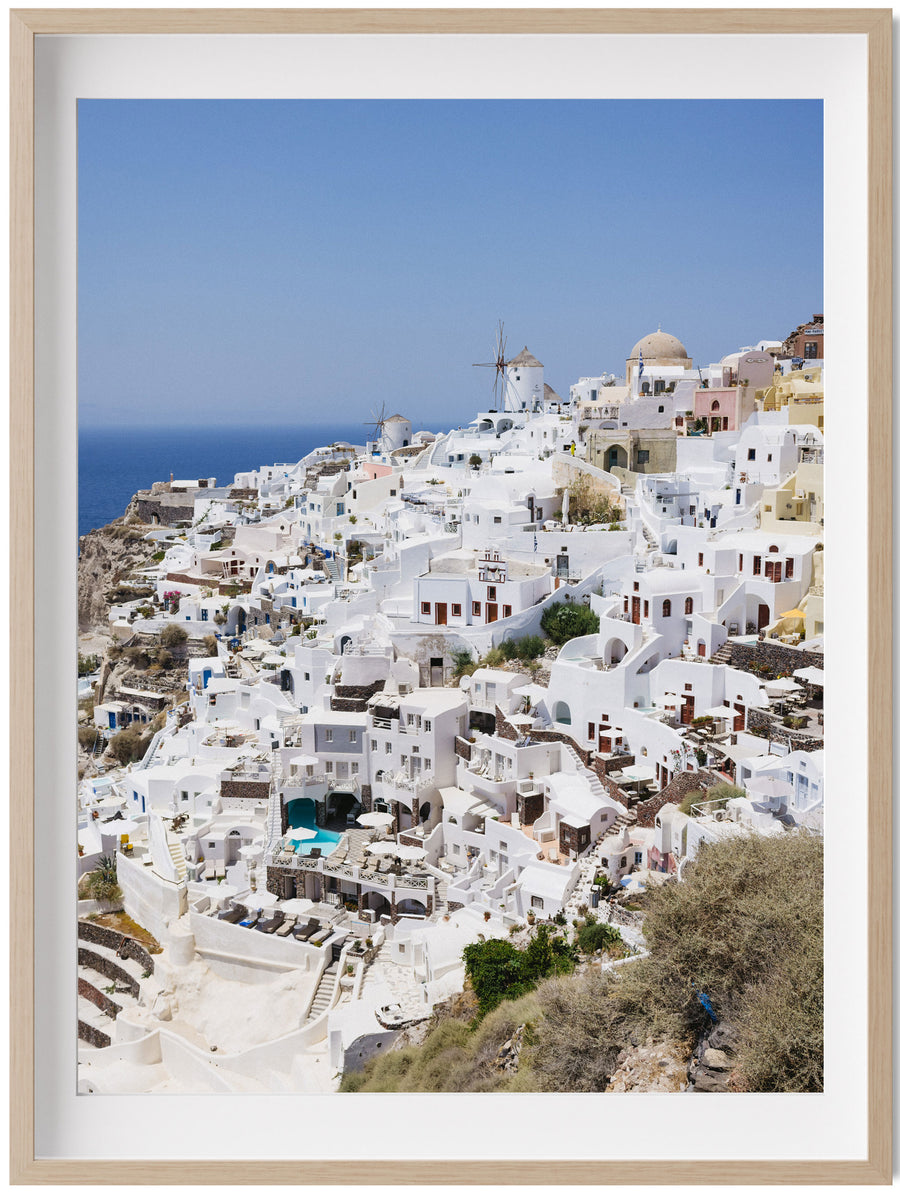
[526,909,536,925]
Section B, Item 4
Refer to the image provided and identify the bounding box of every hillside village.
[76,319,825,1093]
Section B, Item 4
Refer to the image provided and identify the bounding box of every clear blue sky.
[77,99,823,429]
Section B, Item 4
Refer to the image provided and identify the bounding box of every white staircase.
[165,834,188,883]
[305,964,338,1022]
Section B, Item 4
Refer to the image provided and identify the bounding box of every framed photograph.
[10,7,891,1185]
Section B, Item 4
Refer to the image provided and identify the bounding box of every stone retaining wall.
[634,769,720,828]
[77,920,156,975]
[77,948,141,999]
[78,977,123,1019]
[728,640,823,676]
[78,1020,111,1049]
[220,779,271,800]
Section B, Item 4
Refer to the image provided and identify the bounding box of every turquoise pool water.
[285,798,341,856]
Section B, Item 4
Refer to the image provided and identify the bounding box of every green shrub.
[463,925,574,1018]
[450,648,476,678]
[160,623,188,647]
[575,916,623,955]
[83,856,122,904]
[105,724,151,765]
[540,602,599,646]
[77,725,101,750]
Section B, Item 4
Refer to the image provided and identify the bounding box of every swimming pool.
[285,798,342,856]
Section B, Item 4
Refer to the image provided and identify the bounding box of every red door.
[734,702,745,732]
[758,604,770,631]
[599,736,611,753]
[681,695,695,725]
[486,603,498,623]
[631,596,641,624]
[436,603,447,626]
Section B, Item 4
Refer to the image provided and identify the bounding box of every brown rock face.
[77,519,158,632]
[605,1037,692,1093]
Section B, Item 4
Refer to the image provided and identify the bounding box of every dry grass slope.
[340,831,823,1094]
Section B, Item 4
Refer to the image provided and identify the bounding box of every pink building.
[692,385,756,433]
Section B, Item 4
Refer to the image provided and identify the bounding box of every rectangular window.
[487,586,497,601]
[351,762,359,775]
[494,516,502,524]
[472,601,481,616]
[785,558,794,579]
[698,553,704,567]
[325,729,333,742]
[451,603,462,617]
[423,720,431,732]
[643,600,648,617]
[503,604,512,618]
[325,761,334,774]
[385,742,392,755]
[747,448,756,461]
[424,758,432,770]
[531,896,543,910]
[804,341,818,359]
[421,602,431,615]
[738,554,743,570]
[200,609,208,621]
[767,453,773,463]
[637,450,650,464]
[753,555,762,575]
[588,722,595,740]
[370,739,377,750]
[349,730,357,743]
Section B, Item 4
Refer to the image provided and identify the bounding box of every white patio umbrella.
[746,775,794,803]
[793,666,825,686]
[239,889,278,910]
[365,840,398,856]
[279,897,313,916]
[239,843,265,861]
[396,844,425,862]
[285,826,318,843]
[765,677,801,694]
[357,811,395,829]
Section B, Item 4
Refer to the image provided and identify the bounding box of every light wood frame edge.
[8,7,892,1185]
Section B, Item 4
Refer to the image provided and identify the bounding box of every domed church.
[625,328,692,386]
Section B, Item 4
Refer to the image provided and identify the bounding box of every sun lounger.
[308,928,331,946]
[309,847,322,860]
[255,911,285,934]
[238,911,260,928]
[218,904,246,923]
[274,915,297,937]
[215,860,226,879]
[293,917,320,941]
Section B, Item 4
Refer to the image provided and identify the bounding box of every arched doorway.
[360,890,391,920]
[554,701,572,725]
[325,788,361,831]
[603,445,627,472]
[286,797,317,832]
[604,637,628,666]
[418,800,432,825]
[396,898,427,918]
[339,635,352,654]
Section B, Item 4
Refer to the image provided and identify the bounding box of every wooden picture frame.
[9,8,892,1184]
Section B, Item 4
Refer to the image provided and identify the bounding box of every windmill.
[473,320,510,411]
[365,402,388,448]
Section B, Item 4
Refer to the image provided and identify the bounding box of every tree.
[540,602,599,646]
[468,454,483,469]
[561,473,624,526]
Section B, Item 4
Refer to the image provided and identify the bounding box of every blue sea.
[78,422,446,539]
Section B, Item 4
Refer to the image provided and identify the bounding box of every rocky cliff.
[78,518,159,633]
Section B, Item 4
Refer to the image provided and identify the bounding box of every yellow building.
[761,366,824,429]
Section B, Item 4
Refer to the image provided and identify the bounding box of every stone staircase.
[709,640,734,666]
[641,524,659,550]
[562,809,636,919]
[305,963,338,1022]
[324,556,341,582]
